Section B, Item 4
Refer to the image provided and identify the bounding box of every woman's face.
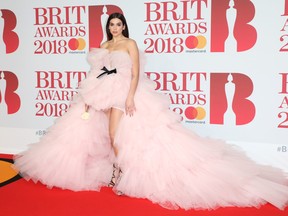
[109,18,125,37]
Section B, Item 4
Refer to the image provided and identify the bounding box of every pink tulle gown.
[13,48,288,210]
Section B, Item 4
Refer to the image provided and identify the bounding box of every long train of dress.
[13,48,288,210]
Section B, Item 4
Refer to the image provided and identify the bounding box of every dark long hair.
[105,13,129,41]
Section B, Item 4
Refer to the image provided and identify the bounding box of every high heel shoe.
[108,164,117,187]
[113,167,124,195]
[108,164,124,195]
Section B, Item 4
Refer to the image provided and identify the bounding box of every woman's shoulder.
[126,38,138,52]
[126,38,137,45]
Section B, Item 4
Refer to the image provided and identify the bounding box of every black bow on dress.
[97,66,117,78]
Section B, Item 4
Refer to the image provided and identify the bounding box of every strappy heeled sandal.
[113,168,124,195]
[108,164,117,187]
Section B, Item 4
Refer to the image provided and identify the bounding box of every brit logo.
[0,9,19,54]
[0,71,21,116]
[210,0,257,52]
[280,0,288,52]
[278,73,288,128]
[210,73,255,125]
[33,6,87,54]
[144,0,208,54]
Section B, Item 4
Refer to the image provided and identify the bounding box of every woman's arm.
[126,39,139,116]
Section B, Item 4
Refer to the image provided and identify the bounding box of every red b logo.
[0,71,21,116]
[0,9,19,54]
[210,73,255,125]
[210,0,257,52]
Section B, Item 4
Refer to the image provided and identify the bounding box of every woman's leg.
[107,108,124,188]
[108,108,124,156]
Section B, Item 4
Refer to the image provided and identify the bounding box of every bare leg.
[108,108,124,156]
[107,108,124,189]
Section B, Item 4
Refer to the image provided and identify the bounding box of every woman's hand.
[125,96,136,116]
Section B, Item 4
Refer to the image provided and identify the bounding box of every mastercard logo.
[184,106,206,120]
[68,38,86,51]
[185,35,207,49]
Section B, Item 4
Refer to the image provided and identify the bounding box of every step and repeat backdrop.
[0,0,287,171]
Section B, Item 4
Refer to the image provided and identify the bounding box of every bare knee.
[109,132,115,145]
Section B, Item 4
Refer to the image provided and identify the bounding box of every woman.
[99,13,139,182]
[14,12,288,210]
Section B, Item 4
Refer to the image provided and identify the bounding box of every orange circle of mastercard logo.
[184,106,206,120]
[68,38,86,51]
[0,158,21,187]
[195,107,206,120]
[185,35,207,49]
[195,35,206,49]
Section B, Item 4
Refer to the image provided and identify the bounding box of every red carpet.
[1,154,287,216]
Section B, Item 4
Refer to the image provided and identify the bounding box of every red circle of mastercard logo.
[185,106,206,120]
[185,35,207,49]
[68,38,86,50]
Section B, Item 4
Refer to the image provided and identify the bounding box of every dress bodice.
[87,48,132,72]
